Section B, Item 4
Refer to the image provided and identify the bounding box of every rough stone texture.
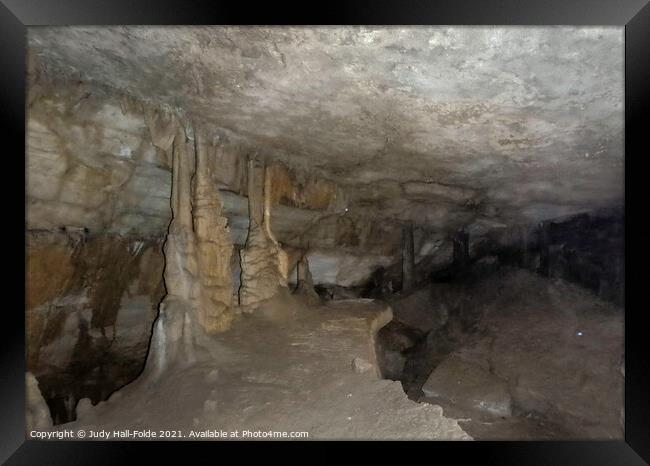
[25,28,625,438]
[352,357,374,374]
[144,124,202,378]
[27,78,172,235]
[26,372,53,431]
[422,354,513,417]
[471,209,624,305]
[28,27,624,232]
[193,129,236,332]
[267,161,340,211]
[50,298,471,440]
[26,230,165,423]
[26,71,416,420]
[219,188,408,288]
[291,254,320,305]
[403,267,624,439]
[375,320,423,381]
[388,285,450,334]
[26,77,171,421]
[401,222,415,292]
[238,160,289,307]
[144,122,238,380]
[307,249,395,288]
[26,74,418,313]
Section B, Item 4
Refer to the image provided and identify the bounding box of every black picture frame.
[2,0,648,463]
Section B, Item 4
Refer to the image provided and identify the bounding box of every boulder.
[422,354,512,417]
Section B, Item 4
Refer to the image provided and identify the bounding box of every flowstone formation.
[142,110,235,379]
[238,159,289,308]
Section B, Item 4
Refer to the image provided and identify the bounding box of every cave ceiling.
[28,26,624,231]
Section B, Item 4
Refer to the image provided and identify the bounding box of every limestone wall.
[26,230,165,423]
[27,81,172,235]
[25,75,450,423]
[26,77,174,423]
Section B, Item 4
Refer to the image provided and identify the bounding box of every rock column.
[145,125,200,378]
[142,113,235,380]
[402,222,415,292]
[193,128,235,332]
[238,159,288,307]
[452,229,470,269]
[293,253,320,304]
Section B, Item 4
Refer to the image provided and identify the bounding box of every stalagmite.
[144,125,199,379]
[143,118,236,380]
[192,128,235,332]
[239,159,289,308]
[293,253,320,305]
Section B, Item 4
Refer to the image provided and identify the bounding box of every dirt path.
[54,297,471,440]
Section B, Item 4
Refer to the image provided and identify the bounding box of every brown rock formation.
[192,128,235,332]
[144,120,237,378]
[238,159,289,308]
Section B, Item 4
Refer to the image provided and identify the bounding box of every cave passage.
[25,26,624,440]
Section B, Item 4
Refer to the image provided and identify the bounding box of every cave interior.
[25,26,624,440]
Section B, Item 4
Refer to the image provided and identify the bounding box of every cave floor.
[60,296,471,440]
[393,268,624,440]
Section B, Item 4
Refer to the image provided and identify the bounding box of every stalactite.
[144,106,177,152]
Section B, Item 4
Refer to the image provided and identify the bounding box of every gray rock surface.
[51,298,472,440]
[422,354,512,418]
[29,27,623,231]
[25,372,53,431]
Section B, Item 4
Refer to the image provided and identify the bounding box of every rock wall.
[26,230,165,423]
[216,160,439,293]
[27,80,172,235]
[27,72,452,422]
[26,72,174,424]
[470,209,624,305]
